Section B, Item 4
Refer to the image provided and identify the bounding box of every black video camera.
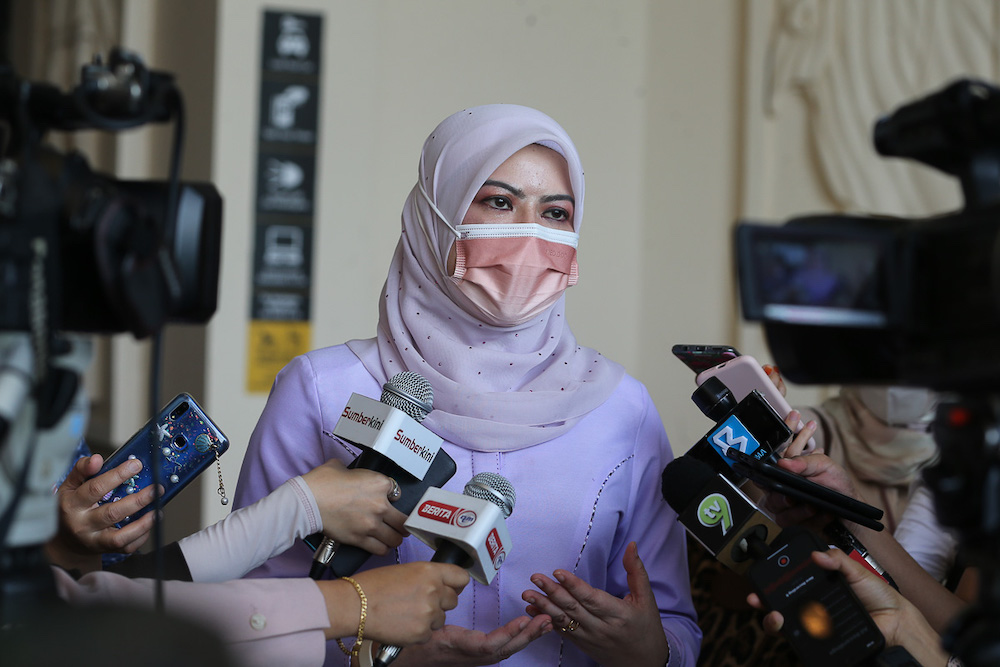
[0,47,222,340]
[736,78,1000,392]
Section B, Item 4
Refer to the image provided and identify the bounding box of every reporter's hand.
[779,410,817,458]
[764,364,786,396]
[747,548,948,666]
[301,460,408,555]
[759,453,855,528]
[320,562,470,646]
[45,454,158,573]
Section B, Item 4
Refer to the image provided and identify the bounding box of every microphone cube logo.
[708,415,766,468]
[417,500,477,527]
[485,527,506,570]
[697,493,733,535]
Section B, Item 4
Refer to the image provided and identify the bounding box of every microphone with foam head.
[371,472,516,667]
[309,372,457,579]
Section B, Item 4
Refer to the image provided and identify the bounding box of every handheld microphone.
[370,472,516,667]
[308,372,457,579]
[662,454,781,573]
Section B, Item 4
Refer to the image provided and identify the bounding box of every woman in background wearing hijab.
[233,104,700,666]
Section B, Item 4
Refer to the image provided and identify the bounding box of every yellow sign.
[247,320,311,392]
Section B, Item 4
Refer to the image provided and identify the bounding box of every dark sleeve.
[104,542,192,581]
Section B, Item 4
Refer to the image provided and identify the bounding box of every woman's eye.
[545,208,569,221]
[485,196,511,210]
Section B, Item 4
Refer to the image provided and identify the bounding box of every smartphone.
[748,526,885,667]
[97,393,230,527]
[671,344,741,374]
[696,355,815,454]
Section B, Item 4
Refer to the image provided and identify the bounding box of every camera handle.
[923,394,1000,667]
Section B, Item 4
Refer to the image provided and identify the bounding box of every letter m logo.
[708,415,761,467]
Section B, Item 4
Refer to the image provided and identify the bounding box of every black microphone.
[373,472,516,667]
[308,371,456,579]
[662,454,781,573]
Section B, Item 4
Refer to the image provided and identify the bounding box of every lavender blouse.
[234,342,700,666]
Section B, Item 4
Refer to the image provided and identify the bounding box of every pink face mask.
[451,223,579,326]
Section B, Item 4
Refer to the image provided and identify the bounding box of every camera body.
[736,78,1000,392]
[737,204,1000,391]
[0,48,222,339]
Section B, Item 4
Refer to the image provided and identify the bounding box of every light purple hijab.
[347,104,624,451]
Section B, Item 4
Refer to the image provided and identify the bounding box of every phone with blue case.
[97,393,229,527]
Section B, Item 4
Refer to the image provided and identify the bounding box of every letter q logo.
[697,493,733,536]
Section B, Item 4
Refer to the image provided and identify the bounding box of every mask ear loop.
[415,180,461,278]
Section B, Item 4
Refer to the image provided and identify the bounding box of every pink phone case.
[695,355,815,454]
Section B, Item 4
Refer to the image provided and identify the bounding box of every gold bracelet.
[337,576,368,658]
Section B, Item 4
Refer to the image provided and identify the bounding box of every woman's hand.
[321,562,470,645]
[379,615,553,666]
[301,459,409,555]
[45,454,158,573]
[521,541,670,667]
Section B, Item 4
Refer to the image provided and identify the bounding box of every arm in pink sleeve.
[53,567,329,667]
[179,476,322,582]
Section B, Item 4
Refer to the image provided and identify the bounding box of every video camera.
[0,48,222,625]
[737,78,1000,392]
[0,47,222,340]
[735,78,1000,667]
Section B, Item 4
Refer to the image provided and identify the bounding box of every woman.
[234,104,700,666]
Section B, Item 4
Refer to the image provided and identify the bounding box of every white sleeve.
[178,476,322,582]
[893,482,959,582]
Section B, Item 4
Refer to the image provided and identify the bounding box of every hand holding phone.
[696,355,816,455]
[97,393,229,527]
[748,527,885,667]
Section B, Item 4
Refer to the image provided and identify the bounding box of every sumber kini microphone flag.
[333,393,443,480]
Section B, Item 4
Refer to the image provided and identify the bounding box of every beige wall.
[102,0,841,533]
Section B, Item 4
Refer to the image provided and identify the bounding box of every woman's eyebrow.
[541,193,575,205]
[483,179,524,198]
[483,179,575,205]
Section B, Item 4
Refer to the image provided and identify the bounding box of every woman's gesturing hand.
[521,541,670,667]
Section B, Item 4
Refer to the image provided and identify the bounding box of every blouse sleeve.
[235,354,332,512]
[53,567,330,667]
[612,387,702,667]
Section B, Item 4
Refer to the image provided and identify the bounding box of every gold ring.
[559,618,580,633]
[387,478,402,501]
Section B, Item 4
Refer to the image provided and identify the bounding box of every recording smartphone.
[748,526,885,667]
[696,355,815,454]
[671,344,741,374]
[97,393,229,528]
